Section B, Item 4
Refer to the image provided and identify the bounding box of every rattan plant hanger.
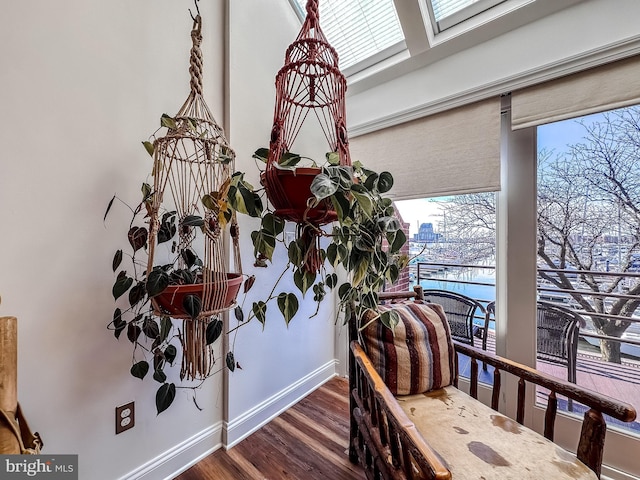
[146,12,241,381]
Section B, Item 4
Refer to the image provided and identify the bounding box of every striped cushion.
[361,302,455,395]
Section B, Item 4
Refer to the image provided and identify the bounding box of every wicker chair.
[536,301,584,384]
[422,289,488,350]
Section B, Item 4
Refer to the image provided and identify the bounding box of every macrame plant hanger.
[146,12,241,381]
[263,0,350,271]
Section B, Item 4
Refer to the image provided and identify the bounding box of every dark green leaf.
[156,383,176,415]
[146,269,169,298]
[364,172,379,191]
[104,195,115,222]
[201,194,217,210]
[128,282,146,307]
[226,352,236,372]
[288,240,303,266]
[326,273,338,289]
[183,294,202,319]
[141,182,152,200]
[279,151,301,167]
[293,269,315,295]
[252,148,269,163]
[127,323,141,343]
[252,301,267,325]
[181,248,198,268]
[164,345,177,364]
[243,275,256,293]
[206,319,223,345]
[130,361,149,380]
[338,283,353,301]
[251,229,276,261]
[142,317,160,339]
[112,275,133,300]
[234,306,244,322]
[128,226,148,252]
[181,215,204,227]
[277,293,299,326]
[391,229,407,253]
[377,171,394,193]
[112,250,123,272]
[326,151,340,165]
[142,141,154,157]
[326,243,338,267]
[113,308,125,339]
[153,369,167,383]
[159,316,172,343]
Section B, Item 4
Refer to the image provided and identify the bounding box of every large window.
[425,0,507,32]
[536,105,640,436]
[289,0,405,72]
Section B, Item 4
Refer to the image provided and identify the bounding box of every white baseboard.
[601,464,640,480]
[224,359,338,448]
[118,359,337,480]
[117,423,223,480]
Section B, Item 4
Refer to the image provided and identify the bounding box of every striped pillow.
[361,302,455,396]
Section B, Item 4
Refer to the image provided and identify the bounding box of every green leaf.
[164,345,177,364]
[181,215,204,227]
[279,151,301,167]
[112,275,133,300]
[310,173,339,200]
[160,114,177,130]
[156,383,176,415]
[201,194,217,210]
[293,269,315,295]
[326,243,338,267]
[338,283,353,301]
[113,308,125,339]
[352,191,374,217]
[277,292,299,325]
[159,316,172,343]
[330,191,351,223]
[153,369,167,383]
[226,352,236,372]
[377,171,394,193]
[261,213,285,236]
[326,273,338,289]
[206,319,223,345]
[128,282,146,307]
[288,240,303,266]
[141,182,152,200]
[243,275,256,293]
[251,230,276,261]
[181,248,198,268]
[352,257,370,286]
[142,317,160,339]
[146,269,169,298]
[112,250,123,272]
[183,294,202,319]
[380,310,400,330]
[130,361,149,380]
[142,141,155,157]
[252,301,267,325]
[234,306,245,322]
[326,151,340,165]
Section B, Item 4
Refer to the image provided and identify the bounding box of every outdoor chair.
[536,301,584,385]
[421,289,488,350]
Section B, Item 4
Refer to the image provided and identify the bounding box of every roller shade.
[349,97,501,200]
[512,55,640,130]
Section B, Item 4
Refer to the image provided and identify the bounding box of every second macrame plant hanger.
[262,0,351,272]
[147,12,242,381]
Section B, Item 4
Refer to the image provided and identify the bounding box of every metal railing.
[413,261,640,352]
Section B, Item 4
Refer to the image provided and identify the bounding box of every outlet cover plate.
[115,401,135,434]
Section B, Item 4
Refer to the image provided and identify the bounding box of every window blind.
[512,55,640,130]
[349,97,501,200]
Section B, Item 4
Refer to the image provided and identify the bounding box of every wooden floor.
[176,377,364,480]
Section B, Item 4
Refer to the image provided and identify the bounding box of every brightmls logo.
[1,455,77,479]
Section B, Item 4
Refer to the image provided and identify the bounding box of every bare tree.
[442,106,640,363]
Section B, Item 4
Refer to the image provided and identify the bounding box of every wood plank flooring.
[176,377,364,480]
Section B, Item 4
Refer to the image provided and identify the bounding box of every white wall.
[0,2,228,479]
[224,0,339,446]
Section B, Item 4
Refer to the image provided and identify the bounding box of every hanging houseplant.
[247,0,408,329]
[105,10,261,414]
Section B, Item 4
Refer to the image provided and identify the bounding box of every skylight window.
[427,0,507,32]
[290,0,406,72]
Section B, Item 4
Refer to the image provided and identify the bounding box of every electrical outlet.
[115,402,135,434]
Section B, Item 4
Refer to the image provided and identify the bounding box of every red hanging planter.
[152,273,243,317]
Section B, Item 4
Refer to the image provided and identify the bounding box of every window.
[425,0,507,32]
[289,0,405,72]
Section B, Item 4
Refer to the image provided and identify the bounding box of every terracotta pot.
[153,273,243,316]
[261,167,338,225]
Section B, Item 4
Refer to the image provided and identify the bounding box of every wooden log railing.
[0,316,19,454]
[453,341,636,477]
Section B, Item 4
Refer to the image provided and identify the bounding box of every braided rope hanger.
[263,0,350,227]
[146,13,241,381]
